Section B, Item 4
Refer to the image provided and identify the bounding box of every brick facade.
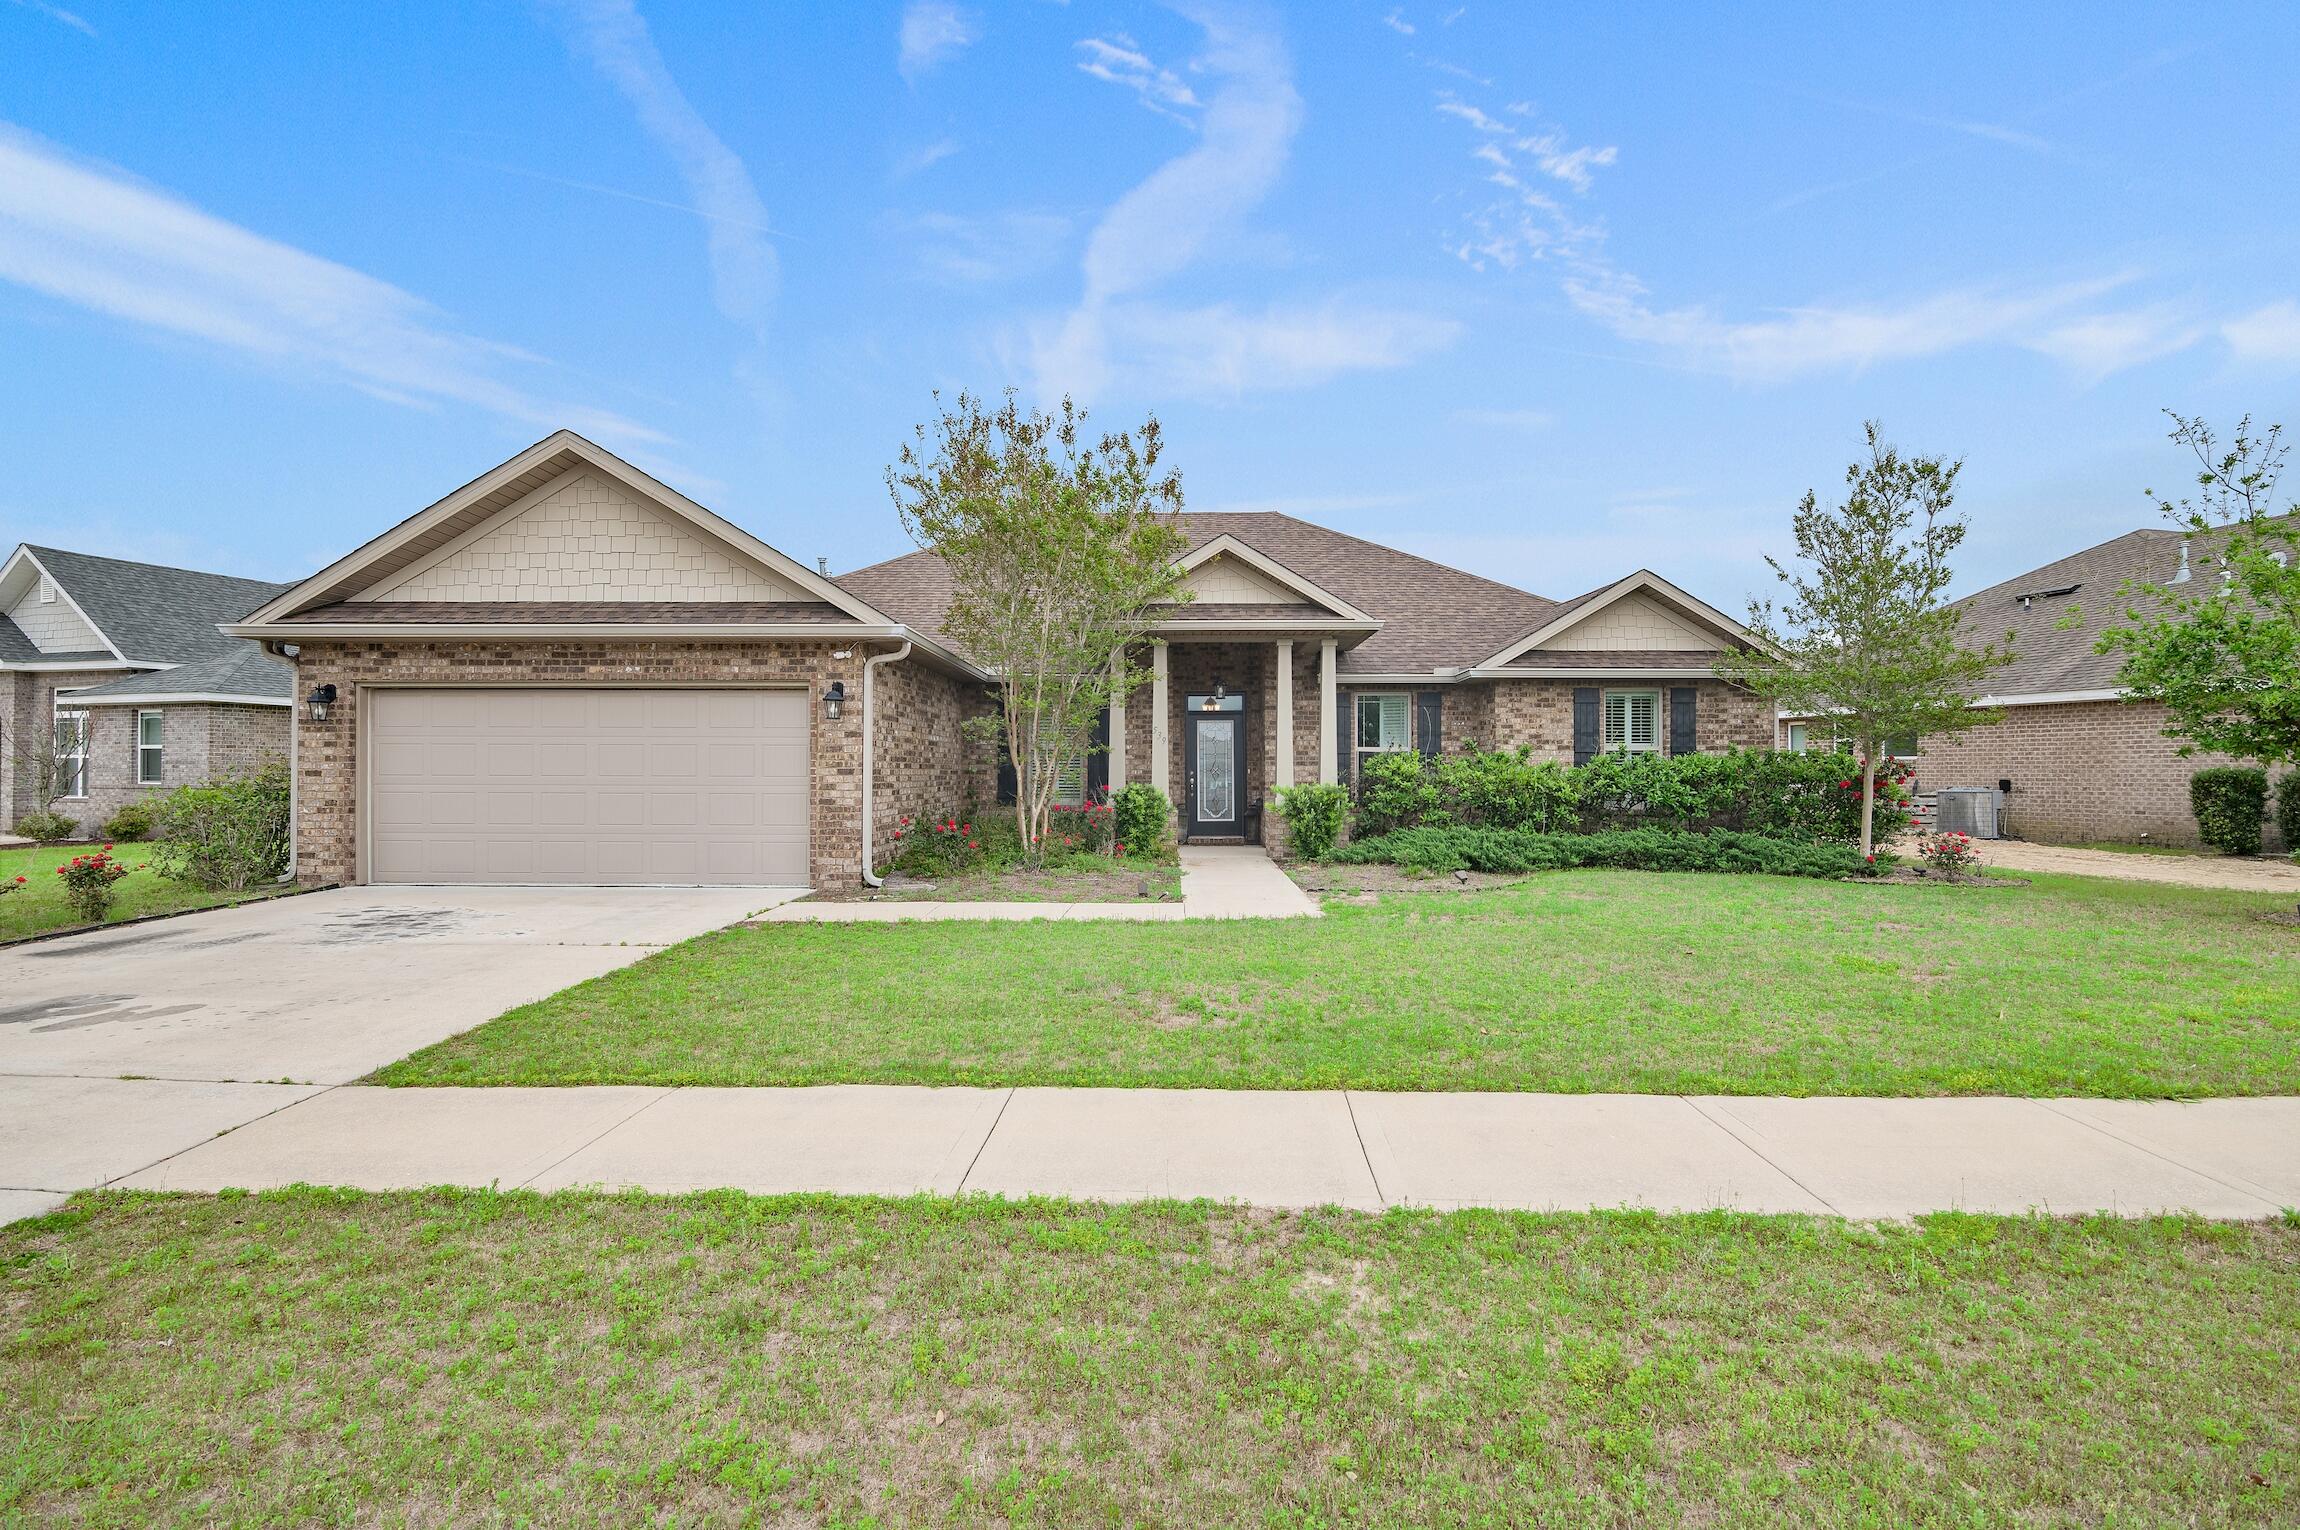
[867,656,998,872]
[288,637,979,889]
[1,669,288,834]
[1906,697,2291,851]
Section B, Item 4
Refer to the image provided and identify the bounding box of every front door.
[1186,713,1241,839]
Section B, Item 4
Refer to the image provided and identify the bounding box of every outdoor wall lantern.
[304,683,337,723]
[1200,685,1227,711]
[822,681,848,720]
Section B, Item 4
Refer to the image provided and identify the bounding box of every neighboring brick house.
[0,545,291,835]
[1784,527,2290,852]
[232,431,1773,888]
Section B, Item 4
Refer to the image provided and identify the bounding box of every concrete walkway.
[762,844,1319,923]
[61,1085,2298,1223]
[1978,837,2300,893]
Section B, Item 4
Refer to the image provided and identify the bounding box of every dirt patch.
[1284,864,1531,900]
[2255,909,2300,928]
[1975,839,2300,893]
[812,863,1181,904]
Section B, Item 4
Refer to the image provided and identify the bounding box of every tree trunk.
[1859,752,1878,862]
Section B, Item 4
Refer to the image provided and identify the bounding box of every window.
[136,710,165,785]
[1785,722,1811,753]
[1602,690,1660,754]
[1881,733,1919,759]
[1354,693,1409,771]
[54,708,88,799]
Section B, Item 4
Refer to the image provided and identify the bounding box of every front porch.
[1113,633,1349,849]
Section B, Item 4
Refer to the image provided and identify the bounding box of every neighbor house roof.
[1952,528,2189,699]
[1,544,291,703]
[837,512,1579,676]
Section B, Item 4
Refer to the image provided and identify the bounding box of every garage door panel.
[368,689,809,886]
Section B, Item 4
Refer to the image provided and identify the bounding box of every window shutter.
[1572,687,1599,766]
[1670,687,1697,755]
[1085,707,1111,799]
[1414,691,1443,758]
[1337,688,1355,786]
[995,737,1017,806]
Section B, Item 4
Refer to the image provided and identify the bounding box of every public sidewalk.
[762,843,1319,923]
[43,1084,2295,1224]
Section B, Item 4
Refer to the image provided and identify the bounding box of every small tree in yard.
[2098,412,2299,777]
[1717,422,2015,861]
[889,391,1189,866]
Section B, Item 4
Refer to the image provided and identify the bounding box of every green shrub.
[100,799,159,842]
[1109,784,1171,858]
[2189,767,2268,856]
[148,761,292,891]
[1272,783,1349,860]
[56,846,136,922]
[12,809,77,842]
[1348,745,1908,845]
[1353,751,1443,838]
[1335,826,1870,880]
[888,810,999,877]
[2277,771,2299,855]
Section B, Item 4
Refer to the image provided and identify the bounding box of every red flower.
[965,840,978,850]
[1838,780,1852,790]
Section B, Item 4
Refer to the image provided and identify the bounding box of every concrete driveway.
[0,885,787,1222]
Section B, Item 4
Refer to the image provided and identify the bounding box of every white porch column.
[1318,638,1338,784]
[1107,650,1127,788]
[1149,640,1170,801]
[1274,640,1294,789]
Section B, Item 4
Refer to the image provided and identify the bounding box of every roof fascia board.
[1467,667,1730,680]
[1152,619,1379,636]
[0,546,127,663]
[354,465,592,599]
[0,659,143,673]
[223,619,989,679]
[1973,687,2127,707]
[64,692,291,708]
[1474,571,1765,670]
[1174,534,1377,623]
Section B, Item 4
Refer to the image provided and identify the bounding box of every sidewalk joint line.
[2034,1099,2280,1209]
[515,1086,681,1190]
[1341,1091,1386,1207]
[96,1080,347,1191]
[956,1088,1016,1195]
[1680,1097,1841,1216]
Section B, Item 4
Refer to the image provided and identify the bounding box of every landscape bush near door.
[1109,784,1172,857]
[149,760,292,892]
[2189,767,2268,856]
[1272,783,1349,860]
[1344,746,1906,847]
[1334,825,1870,879]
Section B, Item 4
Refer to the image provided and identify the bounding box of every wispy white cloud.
[1381,8,1414,36]
[1074,33,1202,123]
[1035,7,1458,400]
[8,0,93,37]
[0,123,662,442]
[1565,267,2134,382]
[2024,303,2205,381]
[893,138,961,178]
[898,2,977,85]
[538,0,776,352]
[902,210,1072,285]
[1436,94,1615,193]
[2222,299,2300,365]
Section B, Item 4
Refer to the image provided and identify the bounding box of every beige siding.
[1179,555,1303,604]
[5,580,106,654]
[1537,591,1716,651]
[370,471,805,603]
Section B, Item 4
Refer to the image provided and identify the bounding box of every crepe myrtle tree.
[1717,421,2015,861]
[2098,412,2300,772]
[889,389,1190,866]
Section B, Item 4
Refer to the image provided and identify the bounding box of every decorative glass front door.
[1189,715,1237,836]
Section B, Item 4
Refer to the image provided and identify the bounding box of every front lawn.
[378,868,2300,1097]
[0,841,268,942]
[4,1191,2292,1525]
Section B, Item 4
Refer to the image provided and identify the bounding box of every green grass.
[0,841,271,941]
[3,1191,2292,1526]
[379,868,2300,1097]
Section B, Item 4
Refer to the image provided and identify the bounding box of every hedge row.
[1333,826,1872,880]
[1353,745,1913,846]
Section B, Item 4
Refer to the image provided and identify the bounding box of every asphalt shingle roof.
[66,645,292,702]
[836,513,1572,675]
[26,546,289,667]
[1951,528,2190,696]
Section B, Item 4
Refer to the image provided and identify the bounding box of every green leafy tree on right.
[2098,413,2300,778]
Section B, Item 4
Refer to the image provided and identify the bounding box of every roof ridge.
[1180,510,1563,606]
[25,544,290,589]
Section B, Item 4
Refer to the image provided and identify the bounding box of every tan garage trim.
[359,685,811,887]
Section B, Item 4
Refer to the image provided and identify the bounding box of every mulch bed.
[1284,864,1533,900]
[810,866,1180,904]
[1857,868,2028,889]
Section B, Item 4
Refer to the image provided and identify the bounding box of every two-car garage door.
[367,689,808,885]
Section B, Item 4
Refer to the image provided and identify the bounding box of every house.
[227,431,1774,889]
[1,545,292,833]
[1871,526,2289,851]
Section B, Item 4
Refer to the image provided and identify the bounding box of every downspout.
[858,639,913,888]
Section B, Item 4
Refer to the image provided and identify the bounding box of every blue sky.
[4,1,2297,614]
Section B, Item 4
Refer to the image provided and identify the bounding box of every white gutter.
[63,692,291,707]
[858,640,913,888]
